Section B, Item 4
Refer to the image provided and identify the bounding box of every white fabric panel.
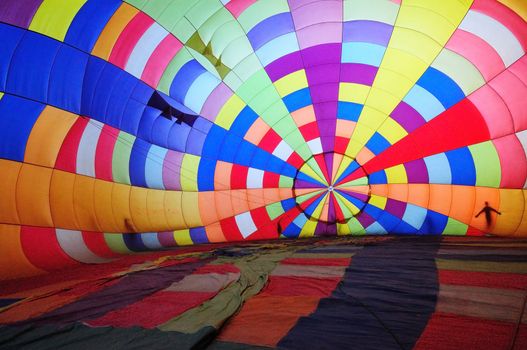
[126,23,168,78]
[56,229,110,264]
[307,138,323,155]
[246,168,265,189]
[273,140,294,160]
[76,119,103,177]
[459,11,524,66]
[235,211,258,238]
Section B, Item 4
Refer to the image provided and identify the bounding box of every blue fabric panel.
[167,122,191,153]
[230,106,258,137]
[365,132,390,155]
[283,88,311,113]
[7,31,60,102]
[247,12,294,50]
[295,172,325,187]
[81,56,106,117]
[304,194,326,217]
[201,125,226,159]
[334,161,359,185]
[190,227,209,244]
[368,170,387,184]
[192,117,212,134]
[186,128,207,154]
[282,222,301,238]
[131,80,153,105]
[337,102,363,121]
[266,156,285,174]
[129,138,150,187]
[373,211,401,232]
[48,45,88,114]
[281,163,298,178]
[150,116,172,149]
[65,0,121,52]
[0,94,44,161]
[392,220,420,234]
[219,133,241,163]
[137,106,160,141]
[0,24,25,91]
[123,234,148,252]
[90,63,123,123]
[282,198,296,212]
[169,60,207,103]
[417,67,465,109]
[418,210,448,234]
[338,191,366,210]
[446,147,476,186]
[105,72,137,128]
[197,158,216,191]
[249,148,271,170]
[234,141,256,166]
[120,99,145,136]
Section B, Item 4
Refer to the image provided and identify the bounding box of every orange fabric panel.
[205,221,226,242]
[355,147,375,165]
[515,192,527,236]
[198,191,218,226]
[215,191,235,220]
[0,159,21,224]
[370,184,389,197]
[428,185,452,216]
[231,189,250,216]
[387,184,408,203]
[146,190,169,231]
[407,184,430,208]
[91,3,138,59]
[247,189,265,210]
[164,191,185,229]
[111,183,133,231]
[0,224,43,280]
[129,187,150,230]
[93,180,119,232]
[214,161,232,190]
[494,189,524,235]
[50,170,79,229]
[73,175,101,231]
[244,118,270,145]
[471,187,500,232]
[16,164,54,227]
[291,105,316,127]
[449,185,475,224]
[181,192,202,227]
[24,106,77,167]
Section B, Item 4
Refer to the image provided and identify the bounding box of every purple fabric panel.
[162,150,183,190]
[0,0,43,28]
[157,231,176,247]
[324,152,334,182]
[343,20,394,46]
[340,63,377,85]
[310,83,339,103]
[328,193,337,222]
[315,221,337,236]
[405,158,429,184]
[356,211,375,228]
[200,83,232,121]
[305,63,340,85]
[247,12,294,50]
[302,43,341,67]
[384,199,407,218]
[390,102,427,133]
[18,259,209,326]
[265,51,303,81]
[313,102,338,121]
[295,179,324,189]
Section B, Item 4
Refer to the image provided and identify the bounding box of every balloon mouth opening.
[292,152,371,225]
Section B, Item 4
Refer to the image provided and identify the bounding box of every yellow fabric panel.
[384,164,408,184]
[374,63,419,99]
[299,220,317,238]
[129,187,151,230]
[180,154,200,191]
[0,160,21,224]
[111,183,133,231]
[174,229,193,245]
[25,107,77,168]
[338,83,369,104]
[146,190,170,231]
[369,195,387,209]
[29,0,87,41]
[365,88,401,116]
[91,3,138,59]
[499,0,527,21]
[274,70,308,97]
[182,192,202,227]
[164,191,186,229]
[0,92,4,99]
[16,164,53,227]
[73,175,101,231]
[0,224,44,280]
[357,106,387,130]
[93,180,119,232]
[494,190,524,235]
[403,0,473,26]
[377,118,408,144]
[49,170,79,229]
[215,95,246,129]
[396,4,457,44]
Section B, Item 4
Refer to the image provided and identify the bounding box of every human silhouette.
[475,201,501,227]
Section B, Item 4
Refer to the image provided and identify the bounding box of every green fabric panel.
[469,141,501,187]
[348,218,367,235]
[186,0,223,29]
[112,132,135,185]
[223,71,243,91]
[247,85,281,113]
[141,0,173,19]
[279,176,294,188]
[235,69,271,101]
[266,202,285,220]
[231,54,262,81]
[221,36,255,69]
[237,0,289,31]
[436,258,527,274]
[295,143,312,160]
[124,0,149,9]
[198,7,233,44]
[262,102,289,125]
[104,234,132,254]
[169,18,196,43]
[443,218,468,235]
[158,249,297,332]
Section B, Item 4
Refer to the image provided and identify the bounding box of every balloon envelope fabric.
[0,0,527,279]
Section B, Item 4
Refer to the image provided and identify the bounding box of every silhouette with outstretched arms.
[475,201,501,227]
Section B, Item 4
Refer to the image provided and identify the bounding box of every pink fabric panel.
[141,35,183,88]
[200,83,233,121]
[108,12,154,69]
[489,70,527,132]
[296,22,342,49]
[225,0,257,18]
[291,1,342,29]
[494,134,527,188]
[162,150,183,190]
[468,85,514,139]
[446,30,505,81]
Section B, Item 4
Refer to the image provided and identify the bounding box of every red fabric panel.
[220,217,243,242]
[414,312,515,350]
[230,164,249,189]
[87,291,215,328]
[82,231,122,259]
[299,122,320,141]
[94,125,119,181]
[494,135,527,188]
[262,276,341,297]
[287,152,305,169]
[514,325,527,350]
[439,270,527,290]
[280,257,351,266]
[20,226,79,272]
[334,136,348,154]
[351,99,490,181]
[263,172,280,187]
[259,130,282,153]
[108,12,154,68]
[54,117,87,171]
[141,35,183,87]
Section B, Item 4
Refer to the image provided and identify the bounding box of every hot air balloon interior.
[1,0,527,348]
